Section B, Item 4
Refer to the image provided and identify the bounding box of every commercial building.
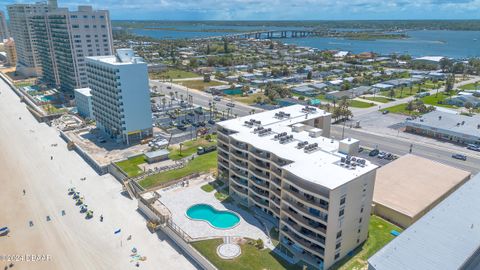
[405,111,480,145]
[368,173,480,270]
[30,5,113,95]
[325,86,374,100]
[74,87,93,119]
[372,154,471,228]
[4,38,17,67]
[7,1,55,76]
[216,105,378,269]
[87,49,152,145]
[0,11,9,40]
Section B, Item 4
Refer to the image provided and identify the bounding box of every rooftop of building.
[218,105,377,190]
[406,110,480,138]
[87,49,145,66]
[368,173,480,270]
[373,154,471,218]
[74,87,91,97]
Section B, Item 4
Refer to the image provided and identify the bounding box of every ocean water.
[129,25,480,59]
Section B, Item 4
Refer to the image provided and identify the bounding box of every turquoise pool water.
[186,204,240,229]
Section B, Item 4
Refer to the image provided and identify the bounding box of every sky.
[1,0,480,20]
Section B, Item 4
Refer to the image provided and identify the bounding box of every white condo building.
[7,1,54,76]
[87,49,152,144]
[216,105,377,269]
[74,87,93,119]
[30,5,113,94]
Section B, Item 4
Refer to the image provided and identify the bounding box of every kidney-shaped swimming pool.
[186,204,240,229]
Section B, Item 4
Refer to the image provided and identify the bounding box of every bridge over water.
[193,29,337,41]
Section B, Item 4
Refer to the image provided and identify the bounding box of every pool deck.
[158,178,273,248]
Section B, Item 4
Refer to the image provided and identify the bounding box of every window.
[357,239,360,244]
[335,253,340,260]
[340,196,346,205]
[359,217,363,223]
[360,207,364,213]
[336,231,342,239]
[357,228,361,233]
[72,24,79,28]
[339,209,344,217]
[335,242,341,249]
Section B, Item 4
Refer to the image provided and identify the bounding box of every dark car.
[452,154,467,161]
[382,110,389,115]
[208,119,216,125]
[198,121,206,127]
[369,149,379,157]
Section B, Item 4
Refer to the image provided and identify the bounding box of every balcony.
[281,217,326,246]
[231,150,248,160]
[284,186,329,212]
[250,158,270,170]
[250,176,269,189]
[251,195,269,207]
[218,150,229,160]
[231,175,248,187]
[231,183,248,196]
[250,185,269,200]
[282,206,327,235]
[281,226,325,257]
[271,177,282,188]
[250,149,270,160]
[249,168,270,181]
[231,159,248,170]
[231,168,248,178]
[283,196,328,224]
[231,141,248,151]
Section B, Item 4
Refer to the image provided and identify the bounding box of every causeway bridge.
[193,29,337,41]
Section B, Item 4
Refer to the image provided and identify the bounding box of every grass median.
[139,151,217,189]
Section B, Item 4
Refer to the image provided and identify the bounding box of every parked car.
[208,119,216,125]
[452,154,467,161]
[377,151,387,159]
[226,102,235,108]
[369,149,379,157]
[382,110,389,115]
[467,144,480,152]
[213,96,221,101]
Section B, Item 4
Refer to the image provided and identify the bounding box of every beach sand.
[0,79,196,270]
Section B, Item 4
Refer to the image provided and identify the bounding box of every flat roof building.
[87,49,152,145]
[217,105,378,269]
[373,154,471,228]
[368,173,480,270]
[405,111,480,145]
[74,87,93,119]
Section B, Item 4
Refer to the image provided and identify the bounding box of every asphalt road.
[150,80,260,117]
[330,125,480,174]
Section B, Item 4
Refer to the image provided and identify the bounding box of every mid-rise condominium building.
[216,105,377,269]
[7,0,55,76]
[0,11,9,40]
[30,5,113,95]
[74,87,93,119]
[87,49,152,145]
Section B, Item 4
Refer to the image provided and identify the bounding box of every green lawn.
[349,100,375,108]
[168,136,217,160]
[459,82,480,90]
[232,93,268,105]
[149,69,199,80]
[360,96,393,103]
[420,92,457,108]
[178,80,225,91]
[14,81,34,88]
[214,188,230,202]
[331,216,403,270]
[201,183,215,192]
[139,151,217,189]
[192,239,311,270]
[382,103,418,115]
[115,155,146,177]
